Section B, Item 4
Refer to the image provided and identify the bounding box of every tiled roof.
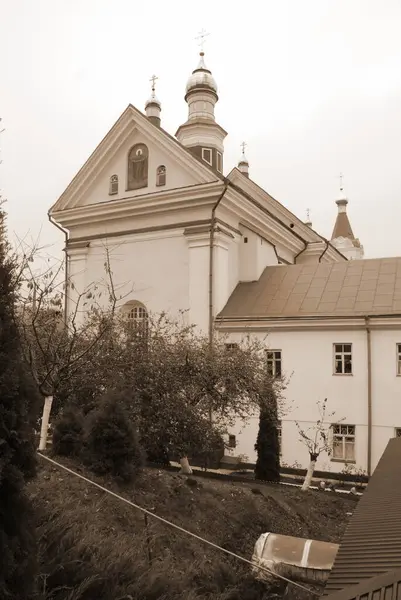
[324,437,401,596]
[331,212,355,241]
[218,258,401,319]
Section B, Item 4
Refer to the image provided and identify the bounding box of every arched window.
[156,165,166,187]
[123,301,149,339]
[109,174,118,195]
[127,143,149,190]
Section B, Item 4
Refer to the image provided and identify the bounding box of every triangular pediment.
[50,104,220,213]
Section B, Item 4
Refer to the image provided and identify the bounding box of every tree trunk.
[301,456,317,491]
[38,395,53,451]
[179,456,193,475]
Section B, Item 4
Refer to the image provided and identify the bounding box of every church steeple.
[175,31,227,173]
[330,175,364,260]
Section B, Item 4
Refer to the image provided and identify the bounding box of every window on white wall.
[123,301,149,339]
[397,344,401,375]
[332,424,355,461]
[228,434,236,448]
[395,428,401,438]
[109,174,118,195]
[202,148,212,165]
[156,165,166,186]
[266,350,282,378]
[333,343,352,374]
[225,343,238,351]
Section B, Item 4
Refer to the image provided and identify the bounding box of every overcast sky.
[1,0,401,258]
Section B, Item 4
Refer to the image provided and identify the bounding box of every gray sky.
[1,0,401,258]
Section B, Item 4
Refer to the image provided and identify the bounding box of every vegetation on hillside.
[0,207,39,599]
[51,312,284,473]
[5,238,334,598]
[30,458,357,599]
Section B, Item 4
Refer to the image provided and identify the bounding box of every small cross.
[149,74,158,93]
[306,208,311,221]
[339,172,344,191]
[240,141,247,155]
[196,29,210,52]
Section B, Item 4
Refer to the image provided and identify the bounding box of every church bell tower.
[175,32,227,174]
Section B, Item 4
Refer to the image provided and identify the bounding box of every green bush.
[254,404,280,483]
[52,408,84,457]
[83,394,144,483]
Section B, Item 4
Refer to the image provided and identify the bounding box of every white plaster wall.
[75,231,190,319]
[370,329,401,468]
[82,129,200,207]
[187,234,210,333]
[275,244,295,265]
[224,328,372,473]
[332,237,364,261]
[213,239,230,316]
[223,327,401,474]
[238,226,279,282]
[227,235,240,299]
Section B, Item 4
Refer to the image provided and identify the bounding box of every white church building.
[49,49,401,477]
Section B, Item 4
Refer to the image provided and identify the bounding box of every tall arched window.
[109,174,118,195]
[123,301,149,339]
[156,165,166,187]
[127,143,149,190]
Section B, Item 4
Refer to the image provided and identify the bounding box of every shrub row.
[52,394,144,483]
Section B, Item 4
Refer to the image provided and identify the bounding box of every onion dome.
[185,52,218,99]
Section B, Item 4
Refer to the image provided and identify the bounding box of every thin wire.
[37,453,320,596]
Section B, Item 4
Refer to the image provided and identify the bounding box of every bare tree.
[16,245,122,450]
[296,398,344,492]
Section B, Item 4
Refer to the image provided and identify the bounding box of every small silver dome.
[185,52,217,94]
[145,91,161,108]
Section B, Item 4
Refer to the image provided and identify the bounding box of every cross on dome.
[149,74,158,93]
[196,28,210,53]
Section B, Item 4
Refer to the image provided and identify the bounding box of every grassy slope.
[29,459,357,600]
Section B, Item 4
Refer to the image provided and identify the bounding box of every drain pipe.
[319,240,330,263]
[294,240,308,264]
[48,212,69,326]
[209,184,229,344]
[365,316,372,476]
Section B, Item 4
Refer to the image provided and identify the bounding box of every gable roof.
[49,104,222,214]
[324,437,401,596]
[218,257,401,320]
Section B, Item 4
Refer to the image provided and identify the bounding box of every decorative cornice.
[215,315,401,332]
[52,181,224,231]
[227,168,347,262]
[221,190,304,256]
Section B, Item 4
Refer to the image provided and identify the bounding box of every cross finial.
[196,29,210,52]
[240,141,247,156]
[149,74,158,93]
[339,172,344,191]
[306,208,311,222]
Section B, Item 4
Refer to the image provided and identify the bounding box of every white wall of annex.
[79,231,190,318]
[225,328,370,473]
